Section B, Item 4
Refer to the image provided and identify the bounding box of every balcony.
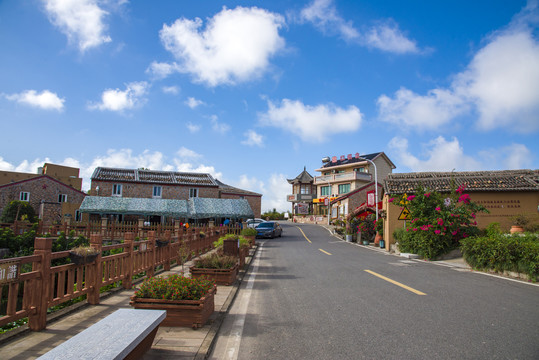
[314,172,372,184]
[286,194,316,202]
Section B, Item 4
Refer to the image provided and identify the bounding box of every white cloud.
[89,81,149,112]
[378,4,539,132]
[162,86,180,95]
[5,90,65,111]
[299,0,419,54]
[364,22,419,54]
[300,0,360,41]
[377,87,468,129]
[262,174,290,212]
[210,115,231,134]
[42,0,112,52]
[185,97,204,109]
[259,99,363,142]
[186,122,201,133]
[146,61,182,79]
[157,6,286,86]
[389,135,535,172]
[241,130,264,147]
[176,147,202,159]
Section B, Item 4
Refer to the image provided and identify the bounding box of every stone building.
[89,167,262,222]
[382,169,539,251]
[0,175,86,224]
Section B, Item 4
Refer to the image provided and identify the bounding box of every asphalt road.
[210,222,539,360]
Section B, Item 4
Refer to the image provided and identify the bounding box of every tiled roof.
[287,167,314,184]
[79,196,254,219]
[91,167,218,186]
[215,179,262,197]
[384,170,539,194]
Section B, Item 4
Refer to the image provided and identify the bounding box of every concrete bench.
[38,309,166,360]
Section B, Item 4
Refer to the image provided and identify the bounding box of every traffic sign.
[398,207,410,220]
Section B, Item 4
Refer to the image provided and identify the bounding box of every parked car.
[255,221,283,238]
[245,218,267,229]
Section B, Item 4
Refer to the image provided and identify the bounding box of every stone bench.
[38,309,166,360]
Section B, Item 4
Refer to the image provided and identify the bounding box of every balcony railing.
[314,172,372,184]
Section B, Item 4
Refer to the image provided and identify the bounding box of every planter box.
[243,235,256,247]
[156,239,169,247]
[190,264,238,286]
[69,252,99,265]
[129,284,216,329]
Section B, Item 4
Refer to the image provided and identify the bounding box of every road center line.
[319,249,332,255]
[365,270,426,295]
[295,226,312,243]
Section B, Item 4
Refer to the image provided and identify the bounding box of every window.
[354,167,365,172]
[338,184,350,194]
[300,184,311,194]
[189,188,198,198]
[112,184,122,196]
[58,194,67,203]
[320,186,330,196]
[20,192,29,201]
[153,186,162,198]
[75,210,82,222]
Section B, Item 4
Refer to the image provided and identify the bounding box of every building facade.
[89,167,262,221]
[313,152,395,219]
[382,170,539,251]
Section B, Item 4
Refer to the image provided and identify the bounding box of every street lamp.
[358,156,378,222]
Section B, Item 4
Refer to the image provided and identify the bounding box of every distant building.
[87,167,262,222]
[287,167,315,215]
[313,152,395,219]
[0,163,86,224]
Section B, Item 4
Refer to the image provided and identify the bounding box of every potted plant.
[69,245,100,265]
[240,228,257,246]
[156,238,169,247]
[375,218,384,248]
[199,231,206,238]
[358,214,376,246]
[190,253,238,285]
[510,214,528,234]
[130,274,216,328]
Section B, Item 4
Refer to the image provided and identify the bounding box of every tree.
[0,200,37,223]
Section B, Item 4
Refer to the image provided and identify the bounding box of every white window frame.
[20,191,30,202]
[112,184,123,197]
[338,183,350,194]
[58,194,67,203]
[153,186,162,198]
[320,186,330,196]
[189,188,198,198]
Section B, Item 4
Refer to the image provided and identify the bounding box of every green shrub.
[0,200,37,223]
[194,253,237,269]
[213,233,238,248]
[461,233,539,281]
[134,274,215,301]
[240,228,257,236]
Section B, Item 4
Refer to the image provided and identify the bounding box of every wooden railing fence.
[0,226,232,331]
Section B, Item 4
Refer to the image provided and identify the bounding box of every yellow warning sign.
[398,207,410,220]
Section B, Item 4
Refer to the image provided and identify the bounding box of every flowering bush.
[396,184,487,259]
[134,274,215,301]
[357,213,377,241]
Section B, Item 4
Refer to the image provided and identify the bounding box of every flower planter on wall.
[190,264,238,286]
[129,284,216,329]
[69,252,99,265]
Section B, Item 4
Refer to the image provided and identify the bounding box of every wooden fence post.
[87,234,103,305]
[147,231,156,278]
[164,230,171,271]
[101,217,108,238]
[28,237,53,331]
[123,232,134,289]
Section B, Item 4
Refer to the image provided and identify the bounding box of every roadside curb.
[195,244,259,360]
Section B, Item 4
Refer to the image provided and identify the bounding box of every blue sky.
[1,0,538,212]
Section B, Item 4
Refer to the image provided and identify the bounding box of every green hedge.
[460,233,539,281]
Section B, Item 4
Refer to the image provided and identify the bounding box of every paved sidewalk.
[0,248,256,360]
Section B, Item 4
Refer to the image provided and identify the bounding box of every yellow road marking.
[364,270,426,295]
[319,249,332,255]
[295,226,312,243]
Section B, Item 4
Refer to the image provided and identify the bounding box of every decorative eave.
[287,167,314,185]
